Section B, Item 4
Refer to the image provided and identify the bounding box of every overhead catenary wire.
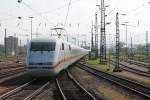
[125,2,149,16]
[64,0,72,27]
[106,10,113,17]
[1,0,81,37]
[0,0,79,23]
[117,1,150,26]
[27,0,80,16]
[106,2,148,27]
[20,1,54,25]
[106,1,150,26]
[18,0,82,34]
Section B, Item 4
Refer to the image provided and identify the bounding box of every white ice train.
[26,37,88,77]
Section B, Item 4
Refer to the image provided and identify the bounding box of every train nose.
[26,67,57,77]
[28,51,55,65]
[29,62,53,65]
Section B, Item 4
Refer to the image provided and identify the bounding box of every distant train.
[26,37,88,77]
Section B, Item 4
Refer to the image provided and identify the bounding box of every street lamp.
[122,21,128,59]
[29,17,34,40]
[17,0,22,3]
[18,16,22,19]
[121,22,137,60]
[121,22,128,60]
[121,22,136,59]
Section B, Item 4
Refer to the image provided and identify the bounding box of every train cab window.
[69,45,71,51]
[62,43,64,50]
[30,42,56,51]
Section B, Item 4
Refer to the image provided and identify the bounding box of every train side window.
[69,45,71,51]
[62,43,64,50]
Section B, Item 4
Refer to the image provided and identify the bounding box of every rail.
[110,59,150,77]
[0,79,50,100]
[0,79,35,100]
[77,63,150,99]
[55,71,97,100]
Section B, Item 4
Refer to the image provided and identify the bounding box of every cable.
[20,0,81,28]
[28,0,80,16]
[21,1,54,25]
[106,10,113,17]
[64,0,72,27]
[126,3,146,16]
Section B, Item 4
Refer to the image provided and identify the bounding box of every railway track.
[77,63,150,99]
[129,58,150,63]
[119,65,150,77]
[124,59,150,69]
[110,60,150,77]
[55,71,97,100]
[0,56,24,66]
[0,57,25,84]
[0,78,50,100]
[0,67,25,79]
[0,63,24,69]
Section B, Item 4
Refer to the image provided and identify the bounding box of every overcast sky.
[0,0,150,46]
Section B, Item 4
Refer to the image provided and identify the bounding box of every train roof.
[29,37,87,51]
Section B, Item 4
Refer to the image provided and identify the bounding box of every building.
[0,44,4,52]
[5,36,18,55]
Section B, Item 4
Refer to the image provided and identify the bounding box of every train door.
[68,45,72,65]
[61,43,65,69]
[63,43,68,69]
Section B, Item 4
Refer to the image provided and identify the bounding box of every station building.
[4,36,18,55]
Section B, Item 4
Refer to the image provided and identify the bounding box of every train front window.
[30,42,56,51]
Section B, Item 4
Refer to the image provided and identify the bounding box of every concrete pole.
[29,17,34,40]
[4,28,7,57]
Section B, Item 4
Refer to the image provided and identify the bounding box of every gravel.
[69,66,147,100]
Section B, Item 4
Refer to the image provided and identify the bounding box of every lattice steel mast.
[99,0,106,64]
[113,12,121,72]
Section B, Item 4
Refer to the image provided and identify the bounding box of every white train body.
[26,37,88,77]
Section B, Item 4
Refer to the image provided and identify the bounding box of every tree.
[136,44,145,56]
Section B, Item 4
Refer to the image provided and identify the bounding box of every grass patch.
[86,58,150,86]
[86,59,114,72]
